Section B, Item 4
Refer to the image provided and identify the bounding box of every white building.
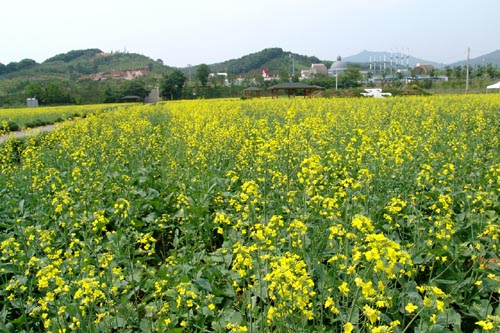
[328,56,347,76]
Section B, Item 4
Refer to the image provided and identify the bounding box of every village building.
[328,56,348,76]
[311,63,328,76]
[301,63,328,79]
[79,67,150,81]
[413,63,435,75]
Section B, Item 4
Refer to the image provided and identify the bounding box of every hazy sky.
[1,0,498,67]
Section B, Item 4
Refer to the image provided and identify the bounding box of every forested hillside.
[207,47,323,74]
[0,49,170,106]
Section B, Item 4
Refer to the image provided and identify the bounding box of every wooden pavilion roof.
[267,82,323,98]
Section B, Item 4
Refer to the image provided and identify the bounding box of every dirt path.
[0,124,56,145]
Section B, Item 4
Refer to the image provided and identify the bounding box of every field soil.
[0,124,55,144]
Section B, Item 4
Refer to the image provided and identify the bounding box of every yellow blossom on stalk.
[476,320,494,330]
[363,304,381,324]
[226,322,248,332]
[324,297,340,314]
[385,197,407,214]
[240,180,260,202]
[351,214,374,233]
[287,219,307,248]
[264,252,315,321]
[405,302,418,314]
[370,320,400,333]
[344,322,354,333]
[338,281,350,295]
[355,277,377,300]
[113,198,130,218]
[436,300,445,312]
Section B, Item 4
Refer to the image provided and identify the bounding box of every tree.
[444,66,453,78]
[104,87,120,103]
[24,83,44,99]
[278,66,289,83]
[306,73,334,89]
[486,64,498,78]
[17,59,37,71]
[196,64,210,87]
[121,80,149,99]
[44,83,73,104]
[339,67,362,88]
[475,65,485,79]
[210,74,226,87]
[24,82,74,105]
[160,69,187,100]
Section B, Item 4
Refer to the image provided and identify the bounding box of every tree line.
[0,59,38,76]
[2,61,500,107]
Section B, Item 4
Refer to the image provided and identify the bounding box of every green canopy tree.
[160,70,187,100]
[339,67,362,88]
[121,80,149,99]
[196,64,210,87]
[24,82,74,105]
[24,83,44,99]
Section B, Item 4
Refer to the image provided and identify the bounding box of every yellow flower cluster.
[264,252,316,323]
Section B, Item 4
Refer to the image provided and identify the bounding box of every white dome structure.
[328,56,347,76]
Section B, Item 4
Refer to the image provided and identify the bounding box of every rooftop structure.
[268,82,323,98]
[328,56,347,76]
[311,63,328,75]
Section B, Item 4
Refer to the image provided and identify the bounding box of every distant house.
[79,67,150,81]
[26,97,38,108]
[310,63,328,76]
[301,69,311,79]
[261,68,279,81]
[262,68,270,79]
[301,64,328,79]
[414,63,434,75]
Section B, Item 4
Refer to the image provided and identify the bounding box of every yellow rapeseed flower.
[405,302,418,314]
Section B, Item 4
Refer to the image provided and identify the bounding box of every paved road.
[0,124,55,145]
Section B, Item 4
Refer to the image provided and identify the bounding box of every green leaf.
[194,278,212,292]
[433,279,458,285]
[140,318,153,333]
[143,212,157,223]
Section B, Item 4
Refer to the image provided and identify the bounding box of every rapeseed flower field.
[1,95,499,332]
[0,104,120,133]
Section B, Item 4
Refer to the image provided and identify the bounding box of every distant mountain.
[449,50,500,67]
[203,47,321,75]
[343,50,444,69]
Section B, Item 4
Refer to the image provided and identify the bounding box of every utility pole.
[335,69,338,90]
[390,50,393,78]
[466,48,470,94]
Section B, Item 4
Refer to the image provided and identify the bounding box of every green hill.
[449,50,500,67]
[204,47,323,75]
[0,49,170,81]
[0,49,173,106]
